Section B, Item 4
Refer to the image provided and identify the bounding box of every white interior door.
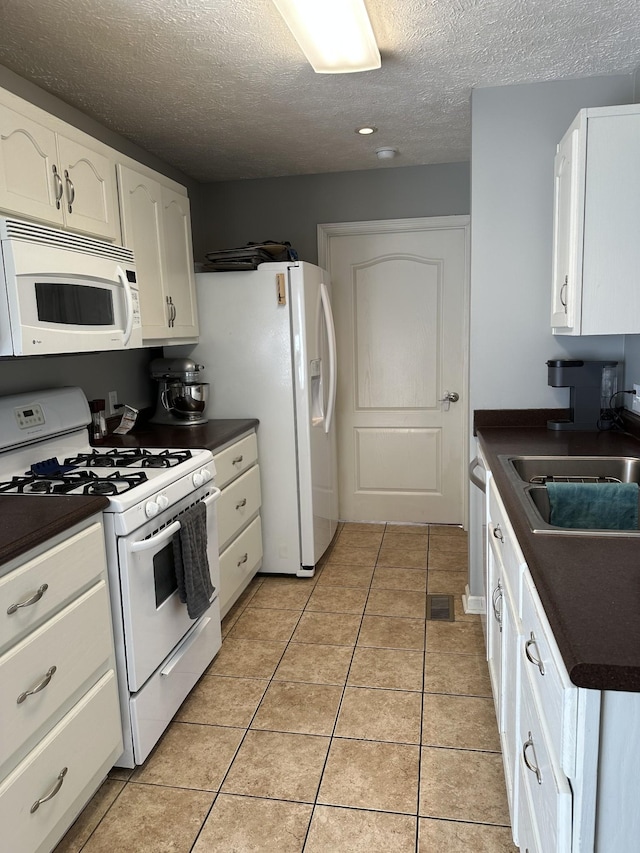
[319,217,469,524]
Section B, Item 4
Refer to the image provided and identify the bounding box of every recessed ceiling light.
[356,126,377,135]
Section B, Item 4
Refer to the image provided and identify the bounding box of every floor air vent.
[426,594,455,622]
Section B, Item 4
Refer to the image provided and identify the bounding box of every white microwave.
[0,217,142,356]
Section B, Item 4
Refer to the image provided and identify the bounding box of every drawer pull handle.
[30,767,68,813]
[17,665,57,704]
[492,524,504,543]
[237,553,249,567]
[7,583,49,615]
[236,498,247,510]
[525,632,545,675]
[491,583,503,628]
[232,455,244,465]
[523,733,542,785]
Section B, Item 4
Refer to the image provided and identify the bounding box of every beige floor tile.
[372,566,428,592]
[423,694,500,751]
[227,607,301,642]
[80,783,214,853]
[274,642,353,684]
[419,747,510,825]
[366,587,427,619]
[428,551,469,572]
[133,723,244,790]
[358,615,426,650]
[386,523,430,536]
[318,739,420,814]
[327,543,380,566]
[292,611,362,645]
[424,652,491,697]
[221,605,243,638]
[249,582,313,610]
[348,646,424,691]
[418,817,517,852]
[221,729,329,802]
[340,522,386,534]
[251,681,343,735]
[306,584,369,613]
[335,686,422,743]
[54,779,125,853]
[192,794,312,853]
[428,525,467,538]
[426,621,484,655]
[337,527,385,548]
[108,766,133,781]
[377,543,428,569]
[428,536,469,556]
[315,564,374,588]
[207,638,287,678]
[427,570,468,595]
[259,573,320,589]
[306,806,417,853]
[454,596,482,622]
[175,675,268,727]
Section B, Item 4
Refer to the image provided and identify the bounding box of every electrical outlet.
[108,391,118,416]
[633,385,640,414]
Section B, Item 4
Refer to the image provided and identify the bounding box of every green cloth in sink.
[547,482,639,530]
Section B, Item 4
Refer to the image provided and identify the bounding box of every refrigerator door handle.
[320,282,337,434]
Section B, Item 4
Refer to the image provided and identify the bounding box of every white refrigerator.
[191,261,339,576]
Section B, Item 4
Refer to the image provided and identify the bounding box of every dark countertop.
[93,418,259,454]
[0,495,109,568]
[477,423,640,692]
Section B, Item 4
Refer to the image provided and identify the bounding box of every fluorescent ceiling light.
[272,0,381,74]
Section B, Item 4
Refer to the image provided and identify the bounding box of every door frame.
[317,215,471,530]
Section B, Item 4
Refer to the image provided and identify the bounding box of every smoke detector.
[375,147,398,160]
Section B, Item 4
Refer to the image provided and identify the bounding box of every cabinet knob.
[30,767,68,813]
[236,498,247,510]
[237,553,249,567]
[17,665,57,704]
[524,632,545,675]
[7,583,49,615]
[492,524,504,543]
[522,733,542,785]
[232,455,244,465]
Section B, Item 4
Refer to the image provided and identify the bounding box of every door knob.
[439,390,459,411]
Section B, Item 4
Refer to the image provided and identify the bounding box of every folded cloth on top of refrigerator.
[172,501,213,619]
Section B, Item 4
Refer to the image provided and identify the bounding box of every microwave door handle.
[117,265,134,345]
[130,520,181,553]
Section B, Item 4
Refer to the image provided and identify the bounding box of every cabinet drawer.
[488,479,525,606]
[0,581,113,770]
[219,516,263,618]
[0,522,107,654]
[517,761,542,853]
[521,572,577,777]
[0,669,121,853]
[217,465,262,550]
[519,662,572,853]
[214,433,258,489]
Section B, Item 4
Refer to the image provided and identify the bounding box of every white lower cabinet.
[485,462,640,852]
[213,431,263,618]
[0,517,122,853]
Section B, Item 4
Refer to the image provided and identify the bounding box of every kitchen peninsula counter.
[0,494,109,567]
[95,418,259,455]
[477,417,640,692]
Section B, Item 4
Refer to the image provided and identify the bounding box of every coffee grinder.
[547,359,619,430]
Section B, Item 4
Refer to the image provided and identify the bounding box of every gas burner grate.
[65,448,193,468]
[0,468,149,495]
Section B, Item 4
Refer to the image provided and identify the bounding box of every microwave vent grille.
[1,218,135,265]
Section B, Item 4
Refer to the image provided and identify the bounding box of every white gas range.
[0,386,222,767]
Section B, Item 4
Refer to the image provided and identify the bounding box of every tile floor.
[55,522,518,853]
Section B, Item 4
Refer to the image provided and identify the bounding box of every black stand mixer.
[150,358,209,426]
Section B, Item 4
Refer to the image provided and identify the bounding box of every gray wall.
[469,74,634,417]
[0,66,192,409]
[193,162,471,265]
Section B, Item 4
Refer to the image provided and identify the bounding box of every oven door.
[118,487,221,692]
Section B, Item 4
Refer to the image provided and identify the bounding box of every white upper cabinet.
[551,104,640,335]
[117,164,198,344]
[0,93,119,241]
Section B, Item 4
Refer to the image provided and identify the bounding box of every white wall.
[470,75,633,417]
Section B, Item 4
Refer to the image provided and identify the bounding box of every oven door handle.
[202,487,221,506]
[130,520,181,553]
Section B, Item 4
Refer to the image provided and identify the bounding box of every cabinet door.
[161,185,198,340]
[56,134,119,241]
[551,126,582,332]
[117,164,169,338]
[486,543,503,723]
[0,102,64,227]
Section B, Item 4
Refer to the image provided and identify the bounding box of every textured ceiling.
[0,0,639,182]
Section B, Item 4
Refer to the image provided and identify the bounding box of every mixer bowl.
[164,382,209,419]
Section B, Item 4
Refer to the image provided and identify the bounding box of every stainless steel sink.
[498,455,640,536]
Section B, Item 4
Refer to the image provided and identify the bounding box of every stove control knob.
[145,500,159,518]
[201,467,213,483]
[193,470,205,488]
[156,494,169,510]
